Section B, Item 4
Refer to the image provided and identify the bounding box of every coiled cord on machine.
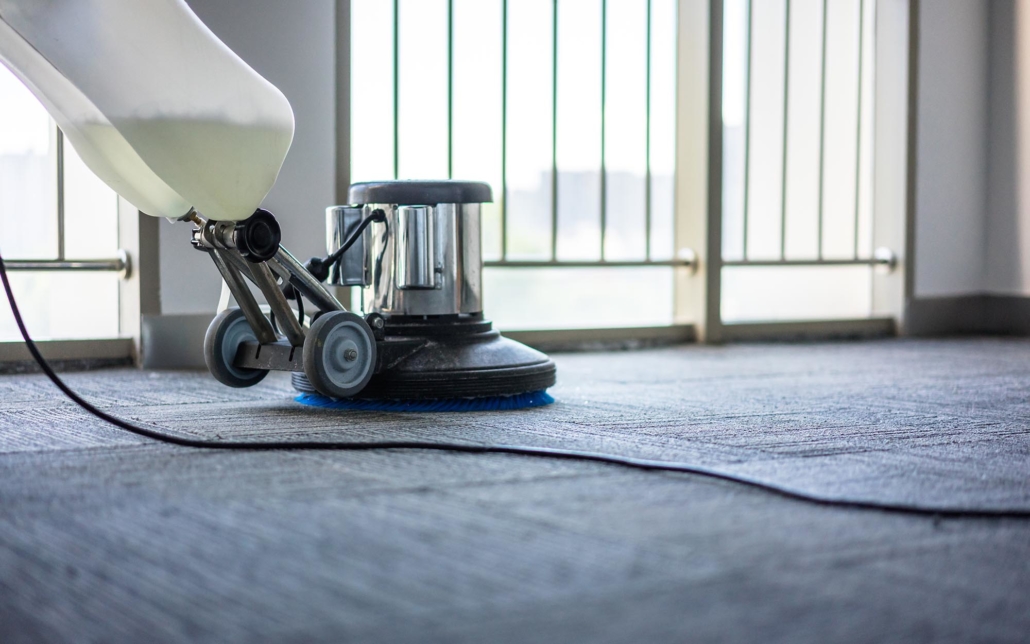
[1,252,1028,520]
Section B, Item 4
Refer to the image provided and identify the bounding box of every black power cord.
[324,208,385,266]
[1,253,1028,520]
[305,209,387,285]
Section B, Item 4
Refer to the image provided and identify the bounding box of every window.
[351,0,906,335]
[719,0,899,323]
[0,63,122,341]
[351,0,685,331]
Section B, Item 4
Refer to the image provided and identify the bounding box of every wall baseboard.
[0,338,134,373]
[141,313,213,369]
[721,318,896,342]
[905,295,1030,336]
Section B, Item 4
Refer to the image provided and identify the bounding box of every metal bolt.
[372,317,385,329]
[344,348,359,362]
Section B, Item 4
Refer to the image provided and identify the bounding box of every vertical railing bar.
[448,0,454,180]
[501,0,508,261]
[741,0,752,261]
[816,0,828,260]
[600,0,608,261]
[779,0,791,261]
[852,0,865,260]
[56,126,65,261]
[392,0,399,180]
[869,0,877,249]
[551,0,559,262]
[645,0,653,261]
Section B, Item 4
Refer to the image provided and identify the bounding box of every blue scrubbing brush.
[295,390,554,412]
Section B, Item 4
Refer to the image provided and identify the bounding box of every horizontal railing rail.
[485,258,694,269]
[2,250,129,277]
[722,257,889,268]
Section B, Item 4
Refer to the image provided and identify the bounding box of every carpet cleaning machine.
[196,181,557,406]
[0,0,553,409]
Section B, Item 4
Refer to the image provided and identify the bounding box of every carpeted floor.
[0,337,1028,642]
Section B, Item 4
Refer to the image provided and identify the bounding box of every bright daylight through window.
[351,0,679,331]
[720,0,883,322]
[0,63,120,341]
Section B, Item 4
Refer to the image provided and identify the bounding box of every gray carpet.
[1,337,1029,642]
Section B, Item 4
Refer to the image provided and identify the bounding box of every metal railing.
[726,0,893,271]
[370,0,690,270]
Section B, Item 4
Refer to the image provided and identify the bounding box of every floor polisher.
[197,180,557,410]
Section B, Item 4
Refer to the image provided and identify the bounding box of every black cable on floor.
[2,253,1028,520]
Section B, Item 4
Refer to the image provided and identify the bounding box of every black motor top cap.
[234,208,281,263]
[348,180,493,206]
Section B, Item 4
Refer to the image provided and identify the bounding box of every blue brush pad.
[295,390,555,412]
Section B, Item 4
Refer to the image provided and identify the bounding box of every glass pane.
[397,0,448,179]
[649,0,677,261]
[505,0,553,260]
[351,0,396,182]
[820,0,861,259]
[783,0,824,260]
[744,0,786,260]
[721,0,748,261]
[0,272,119,341]
[603,0,647,261]
[0,63,57,260]
[485,266,673,330]
[556,0,602,261]
[721,265,872,322]
[63,139,118,259]
[453,0,503,260]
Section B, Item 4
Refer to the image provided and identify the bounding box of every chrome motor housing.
[326,180,491,317]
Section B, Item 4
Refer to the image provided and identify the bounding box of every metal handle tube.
[209,249,278,345]
[221,245,343,320]
[273,247,345,313]
[249,260,307,347]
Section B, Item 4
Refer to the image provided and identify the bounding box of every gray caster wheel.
[204,308,269,388]
[303,311,377,398]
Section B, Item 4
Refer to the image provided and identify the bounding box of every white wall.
[159,0,337,314]
[916,0,1030,299]
[913,0,990,297]
[986,0,1030,295]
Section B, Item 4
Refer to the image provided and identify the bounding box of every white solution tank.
[0,0,294,221]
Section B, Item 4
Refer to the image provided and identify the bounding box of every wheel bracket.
[234,340,305,372]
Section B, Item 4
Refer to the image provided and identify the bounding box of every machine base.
[292,316,556,400]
